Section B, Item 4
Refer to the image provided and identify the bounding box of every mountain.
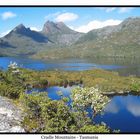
[0,21,83,57]
[76,17,140,44]
[5,24,48,43]
[67,17,140,58]
[42,21,76,35]
[0,17,140,59]
[41,21,83,45]
[34,17,140,59]
[0,24,50,56]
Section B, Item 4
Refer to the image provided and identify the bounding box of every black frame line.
[0,5,139,7]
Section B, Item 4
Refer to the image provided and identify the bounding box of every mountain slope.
[5,24,48,43]
[41,21,83,46]
[35,17,140,59]
[70,17,140,58]
[0,24,50,56]
[0,17,140,59]
[0,21,83,57]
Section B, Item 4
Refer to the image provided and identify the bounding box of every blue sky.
[0,7,140,36]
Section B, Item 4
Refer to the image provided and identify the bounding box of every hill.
[0,17,140,59]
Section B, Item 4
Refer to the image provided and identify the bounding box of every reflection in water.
[127,103,140,117]
[28,86,140,133]
[105,95,140,117]
[95,95,140,132]
[85,57,140,77]
[104,102,120,114]
[0,57,140,76]
[1,56,140,132]
[126,97,140,117]
[0,57,124,71]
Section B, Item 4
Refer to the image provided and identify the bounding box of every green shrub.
[131,82,140,92]
[20,91,110,133]
[71,87,110,116]
[80,124,110,133]
[0,83,24,99]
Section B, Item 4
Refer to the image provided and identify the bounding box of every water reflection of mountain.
[70,57,140,77]
[0,57,140,77]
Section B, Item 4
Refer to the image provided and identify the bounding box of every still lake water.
[0,57,123,71]
[95,95,140,132]
[28,86,140,133]
[0,56,140,76]
[1,56,140,132]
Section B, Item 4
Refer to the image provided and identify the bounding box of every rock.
[0,96,25,132]
[9,126,25,132]
[102,91,130,96]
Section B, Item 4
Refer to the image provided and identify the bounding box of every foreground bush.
[20,92,110,133]
[71,87,110,116]
[79,124,110,133]
[0,62,26,99]
[0,83,24,99]
[20,92,76,132]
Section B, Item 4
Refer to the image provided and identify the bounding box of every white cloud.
[1,12,17,20]
[105,8,116,13]
[100,7,133,13]
[45,12,61,20]
[118,8,133,13]
[0,30,11,37]
[75,19,122,33]
[44,12,78,23]
[30,27,41,31]
[55,12,78,22]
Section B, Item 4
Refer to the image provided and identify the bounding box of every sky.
[0,7,140,37]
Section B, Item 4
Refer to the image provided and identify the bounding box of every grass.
[1,67,140,133]
[21,68,140,94]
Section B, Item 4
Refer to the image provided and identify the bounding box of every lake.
[0,56,140,77]
[95,95,140,133]
[28,86,140,133]
[1,56,140,132]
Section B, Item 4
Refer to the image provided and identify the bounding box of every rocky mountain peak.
[56,21,66,27]
[4,23,48,43]
[42,20,78,35]
[120,17,140,29]
[42,20,59,34]
[13,24,27,32]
